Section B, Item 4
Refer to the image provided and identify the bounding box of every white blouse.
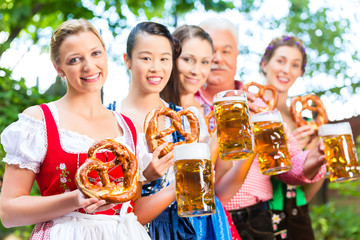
[0,102,134,174]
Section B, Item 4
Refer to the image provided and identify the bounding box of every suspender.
[120,113,137,152]
[40,103,137,152]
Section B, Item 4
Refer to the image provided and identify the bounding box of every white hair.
[199,17,239,44]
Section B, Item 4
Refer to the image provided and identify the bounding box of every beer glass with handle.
[318,122,360,182]
[213,89,254,161]
[252,110,292,175]
[174,143,216,217]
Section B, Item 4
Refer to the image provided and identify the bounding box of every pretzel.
[290,94,329,130]
[75,139,140,203]
[205,110,216,136]
[243,82,278,113]
[144,107,200,158]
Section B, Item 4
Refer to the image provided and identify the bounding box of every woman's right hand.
[143,142,174,182]
[76,190,115,214]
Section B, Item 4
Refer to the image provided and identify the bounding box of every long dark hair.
[126,21,181,61]
[160,25,213,106]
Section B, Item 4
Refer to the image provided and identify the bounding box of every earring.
[58,72,65,77]
[203,82,207,89]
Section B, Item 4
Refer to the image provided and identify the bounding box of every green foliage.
[283,0,358,94]
[1,0,359,238]
[0,0,239,56]
[240,0,359,97]
[0,67,58,133]
[0,67,60,238]
[328,180,360,198]
[310,202,360,240]
[0,0,95,56]
[2,0,357,98]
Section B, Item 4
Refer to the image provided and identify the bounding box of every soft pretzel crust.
[75,139,140,203]
[204,110,216,136]
[243,82,279,113]
[144,107,200,158]
[290,94,329,130]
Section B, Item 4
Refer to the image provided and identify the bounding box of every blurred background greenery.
[1,0,359,239]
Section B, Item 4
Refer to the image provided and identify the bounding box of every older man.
[195,18,241,106]
[196,17,326,240]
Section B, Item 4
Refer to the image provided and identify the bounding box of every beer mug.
[213,90,254,161]
[174,143,216,217]
[252,110,292,175]
[319,122,360,182]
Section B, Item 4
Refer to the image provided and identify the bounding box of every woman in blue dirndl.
[119,22,234,240]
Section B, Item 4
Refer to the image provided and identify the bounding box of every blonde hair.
[50,19,105,65]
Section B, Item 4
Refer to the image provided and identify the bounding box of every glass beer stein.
[174,143,216,217]
[319,122,360,182]
[252,110,292,175]
[213,90,254,161]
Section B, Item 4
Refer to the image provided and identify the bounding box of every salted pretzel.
[290,94,329,130]
[205,110,216,136]
[75,138,140,203]
[144,107,200,158]
[243,82,279,113]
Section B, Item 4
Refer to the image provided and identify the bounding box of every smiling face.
[54,31,108,94]
[125,33,173,95]
[261,45,303,93]
[177,37,213,95]
[203,28,238,87]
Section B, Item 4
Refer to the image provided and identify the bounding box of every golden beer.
[319,122,360,182]
[174,143,216,217]
[252,111,292,175]
[213,90,254,161]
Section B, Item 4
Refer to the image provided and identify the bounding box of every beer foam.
[213,90,247,103]
[213,95,247,103]
[251,111,282,123]
[319,122,352,136]
[174,143,211,160]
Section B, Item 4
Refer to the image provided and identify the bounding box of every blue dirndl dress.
[143,102,232,240]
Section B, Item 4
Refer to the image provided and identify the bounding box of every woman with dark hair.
[119,21,238,240]
[260,35,326,240]
[161,24,261,240]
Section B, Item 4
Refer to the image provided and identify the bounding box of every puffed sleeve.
[136,133,153,182]
[1,114,47,173]
[276,124,326,185]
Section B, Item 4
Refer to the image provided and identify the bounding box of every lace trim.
[47,103,93,154]
[18,112,44,125]
[59,129,96,154]
[19,111,47,165]
[46,103,128,154]
[3,155,40,173]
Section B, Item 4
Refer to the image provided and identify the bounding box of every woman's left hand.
[292,125,316,150]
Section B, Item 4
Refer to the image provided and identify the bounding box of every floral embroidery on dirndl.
[56,163,71,191]
[272,184,296,240]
